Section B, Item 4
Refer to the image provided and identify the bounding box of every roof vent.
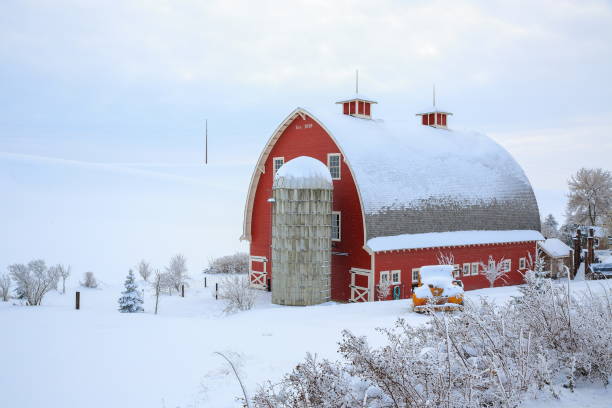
[416,86,452,129]
[336,70,377,119]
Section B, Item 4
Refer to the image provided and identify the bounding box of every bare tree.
[376,278,392,301]
[151,269,171,314]
[566,168,612,226]
[9,259,58,306]
[80,271,98,288]
[479,255,509,288]
[52,264,71,294]
[0,273,11,301]
[165,254,189,294]
[137,260,152,281]
[541,214,559,238]
[436,251,455,265]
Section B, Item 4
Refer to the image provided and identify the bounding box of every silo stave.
[271,156,333,306]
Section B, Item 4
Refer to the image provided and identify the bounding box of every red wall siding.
[365,103,371,116]
[249,114,371,301]
[373,241,538,300]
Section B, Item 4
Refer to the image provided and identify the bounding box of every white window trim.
[502,259,512,273]
[519,257,526,270]
[380,270,390,283]
[273,157,284,174]
[471,262,479,276]
[412,268,420,283]
[331,211,341,241]
[462,263,470,276]
[391,270,401,284]
[488,260,496,273]
[327,153,341,180]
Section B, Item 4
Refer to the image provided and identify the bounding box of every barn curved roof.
[242,107,541,243]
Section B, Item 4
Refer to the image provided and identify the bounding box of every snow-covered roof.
[335,94,378,104]
[305,108,541,240]
[366,230,544,252]
[274,156,333,190]
[416,105,453,115]
[538,238,571,258]
[243,106,541,242]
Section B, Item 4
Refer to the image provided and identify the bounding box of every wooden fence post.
[215,283,218,300]
[181,284,185,298]
[75,291,80,310]
[204,277,207,288]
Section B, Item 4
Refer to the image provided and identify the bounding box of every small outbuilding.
[537,238,571,278]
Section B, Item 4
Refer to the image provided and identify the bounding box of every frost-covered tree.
[137,260,152,281]
[118,269,143,313]
[436,251,455,265]
[204,252,249,274]
[80,271,98,288]
[479,255,509,288]
[51,264,71,294]
[165,254,189,294]
[376,278,392,301]
[0,273,11,301]
[9,259,58,306]
[541,214,559,238]
[566,168,612,226]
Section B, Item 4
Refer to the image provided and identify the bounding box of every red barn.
[242,94,543,302]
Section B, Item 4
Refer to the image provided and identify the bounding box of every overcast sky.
[1,0,611,280]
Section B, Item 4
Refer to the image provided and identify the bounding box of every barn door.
[349,268,372,302]
[249,256,268,289]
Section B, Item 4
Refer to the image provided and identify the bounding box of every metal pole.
[75,291,80,310]
[205,119,208,164]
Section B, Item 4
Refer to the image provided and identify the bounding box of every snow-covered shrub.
[118,269,143,313]
[8,259,58,306]
[165,254,189,294]
[479,255,509,287]
[51,264,71,294]
[376,279,392,301]
[205,252,249,274]
[254,277,612,407]
[80,271,98,288]
[0,273,11,301]
[218,274,257,313]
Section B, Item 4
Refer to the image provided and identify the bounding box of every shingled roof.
[243,107,541,243]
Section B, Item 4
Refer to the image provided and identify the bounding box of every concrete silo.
[271,156,333,306]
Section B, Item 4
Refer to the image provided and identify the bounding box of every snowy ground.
[1,276,610,408]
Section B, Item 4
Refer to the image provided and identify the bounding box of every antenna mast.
[356,69,359,94]
[433,84,436,107]
[205,119,208,165]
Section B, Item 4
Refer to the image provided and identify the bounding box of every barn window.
[471,262,479,275]
[502,260,511,273]
[519,257,526,270]
[391,270,401,284]
[273,157,284,174]
[328,153,341,180]
[380,271,389,283]
[412,268,420,283]
[462,263,470,276]
[331,211,341,241]
[488,259,496,272]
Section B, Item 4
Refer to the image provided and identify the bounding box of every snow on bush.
[218,274,257,313]
[118,269,144,313]
[165,254,189,294]
[254,275,612,407]
[480,255,510,288]
[376,279,392,301]
[8,259,59,306]
[204,252,249,275]
[0,273,11,301]
[80,271,98,288]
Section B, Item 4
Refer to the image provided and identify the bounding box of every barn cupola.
[335,70,377,119]
[416,86,452,129]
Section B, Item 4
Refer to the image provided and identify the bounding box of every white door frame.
[349,267,372,302]
[249,256,268,289]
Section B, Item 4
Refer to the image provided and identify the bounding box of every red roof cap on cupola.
[335,70,377,119]
[416,86,453,129]
[335,94,377,119]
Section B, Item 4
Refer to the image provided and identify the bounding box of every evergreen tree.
[118,269,144,313]
[541,214,559,238]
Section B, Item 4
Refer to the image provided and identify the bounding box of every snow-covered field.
[1,276,610,408]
